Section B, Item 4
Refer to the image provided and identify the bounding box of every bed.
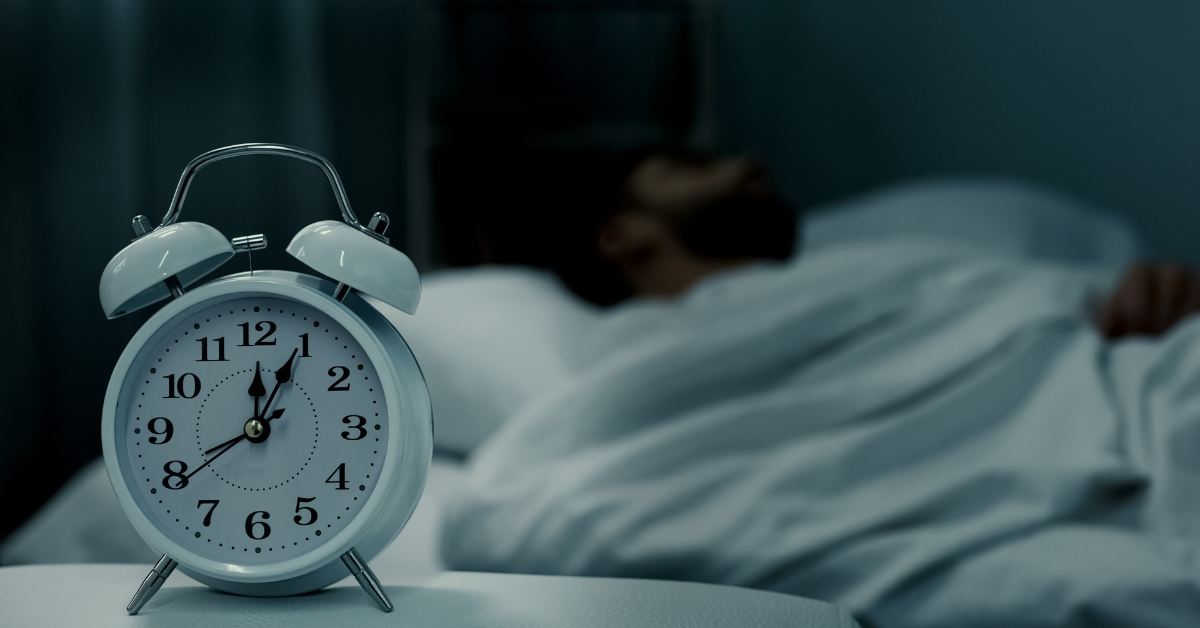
[9,178,1200,628]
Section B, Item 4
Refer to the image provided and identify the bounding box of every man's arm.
[1097,262,1200,339]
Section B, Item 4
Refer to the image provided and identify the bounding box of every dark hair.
[674,192,797,261]
[438,145,798,306]
[437,145,650,304]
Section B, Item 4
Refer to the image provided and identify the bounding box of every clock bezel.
[101,272,431,586]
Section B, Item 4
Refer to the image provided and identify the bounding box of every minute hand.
[192,408,286,478]
[187,437,241,479]
[259,348,298,418]
[202,408,285,456]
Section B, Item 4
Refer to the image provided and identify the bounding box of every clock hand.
[249,407,287,443]
[248,361,266,418]
[202,408,286,455]
[258,348,298,419]
[187,437,241,479]
[187,410,276,479]
[204,434,244,456]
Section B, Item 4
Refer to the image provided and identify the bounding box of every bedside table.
[1,564,857,627]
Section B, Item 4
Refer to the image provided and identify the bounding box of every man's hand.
[1098,262,1200,339]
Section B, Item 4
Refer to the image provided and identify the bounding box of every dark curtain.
[0,0,410,541]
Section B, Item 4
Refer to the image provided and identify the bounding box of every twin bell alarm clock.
[98,143,432,614]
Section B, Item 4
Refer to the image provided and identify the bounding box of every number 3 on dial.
[341,415,367,440]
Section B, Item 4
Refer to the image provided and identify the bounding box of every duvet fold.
[443,185,1200,627]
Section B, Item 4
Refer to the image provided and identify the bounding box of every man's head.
[591,151,796,299]
[451,146,798,305]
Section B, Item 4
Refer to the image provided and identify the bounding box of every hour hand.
[248,361,266,416]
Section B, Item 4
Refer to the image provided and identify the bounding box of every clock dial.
[118,296,388,564]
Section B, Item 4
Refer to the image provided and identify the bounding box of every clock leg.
[341,547,393,612]
[126,554,178,615]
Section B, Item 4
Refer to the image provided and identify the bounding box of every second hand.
[187,349,300,482]
[192,408,286,478]
[186,438,241,480]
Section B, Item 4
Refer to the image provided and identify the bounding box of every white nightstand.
[1,564,857,627]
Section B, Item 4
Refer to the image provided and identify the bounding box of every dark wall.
[718,2,1200,263]
[5,0,1200,544]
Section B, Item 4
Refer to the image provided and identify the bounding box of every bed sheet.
[440,238,1200,626]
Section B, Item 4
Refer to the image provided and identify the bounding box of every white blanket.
[442,182,1200,627]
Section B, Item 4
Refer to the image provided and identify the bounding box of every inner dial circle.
[123,294,389,565]
[197,371,319,491]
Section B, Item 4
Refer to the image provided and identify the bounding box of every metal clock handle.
[152,142,388,245]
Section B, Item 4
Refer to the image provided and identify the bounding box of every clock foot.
[341,547,393,612]
[127,554,178,615]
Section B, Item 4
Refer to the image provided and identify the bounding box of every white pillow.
[804,178,1141,271]
[371,267,598,454]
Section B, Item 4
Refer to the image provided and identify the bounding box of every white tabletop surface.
[0,564,857,628]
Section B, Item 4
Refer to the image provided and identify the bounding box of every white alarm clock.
[98,144,432,615]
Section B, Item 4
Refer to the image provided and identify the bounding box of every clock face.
[116,295,389,565]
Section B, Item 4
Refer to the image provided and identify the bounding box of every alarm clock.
[97,144,432,615]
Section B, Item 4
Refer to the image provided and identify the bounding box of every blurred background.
[2,0,1200,543]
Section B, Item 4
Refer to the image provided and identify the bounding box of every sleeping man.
[571,149,1200,337]
[439,149,1200,627]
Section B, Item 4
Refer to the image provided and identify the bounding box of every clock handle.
[126,554,178,615]
[155,143,388,245]
[342,547,394,612]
